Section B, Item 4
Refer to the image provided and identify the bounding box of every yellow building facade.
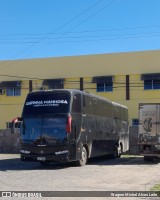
[0,50,160,129]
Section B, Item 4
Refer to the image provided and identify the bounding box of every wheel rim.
[81,147,87,164]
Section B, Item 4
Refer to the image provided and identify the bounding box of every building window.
[0,81,21,96]
[97,82,113,92]
[144,79,160,90]
[6,87,21,96]
[92,76,113,93]
[43,79,64,89]
[132,119,139,126]
[141,74,160,90]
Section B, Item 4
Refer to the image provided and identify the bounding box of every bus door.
[68,93,82,160]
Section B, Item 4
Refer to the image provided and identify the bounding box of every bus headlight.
[20,150,30,154]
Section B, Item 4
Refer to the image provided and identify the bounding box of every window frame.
[144,79,160,90]
[96,82,113,92]
[6,87,21,96]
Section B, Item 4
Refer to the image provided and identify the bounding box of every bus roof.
[29,89,127,110]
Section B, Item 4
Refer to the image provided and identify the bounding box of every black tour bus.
[12,89,129,166]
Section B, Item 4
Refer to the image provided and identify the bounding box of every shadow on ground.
[0,154,159,171]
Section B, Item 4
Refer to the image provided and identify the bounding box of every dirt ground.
[0,154,160,200]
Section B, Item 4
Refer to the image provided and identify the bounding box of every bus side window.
[72,93,81,113]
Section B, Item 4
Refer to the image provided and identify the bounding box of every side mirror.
[11,117,22,134]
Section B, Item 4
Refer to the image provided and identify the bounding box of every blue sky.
[0,0,160,60]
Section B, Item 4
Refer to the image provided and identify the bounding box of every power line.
[1,31,160,44]
[0,0,109,75]
[0,0,118,75]
[0,25,160,37]
[23,0,118,59]
[0,0,105,63]
[0,73,42,80]
[1,31,160,41]
[0,73,145,88]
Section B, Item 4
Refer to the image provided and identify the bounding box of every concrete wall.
[0,129,20,153]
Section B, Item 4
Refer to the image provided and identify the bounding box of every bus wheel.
[77,146,88,166]
[117,144,122,158]
[113,145,121,159]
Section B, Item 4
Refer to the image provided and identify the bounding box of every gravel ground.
[0,154,160,200]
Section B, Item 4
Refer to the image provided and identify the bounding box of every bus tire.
[112,145,121,159]
[77,146,88,166]
[117,144,122,158]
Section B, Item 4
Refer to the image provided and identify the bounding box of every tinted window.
[144,79,160,90]
[97,82,113,92]
[23,92,70,117]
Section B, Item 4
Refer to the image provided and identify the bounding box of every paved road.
[0,154,160,200]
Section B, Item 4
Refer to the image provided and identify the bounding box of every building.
[0,49,160,130]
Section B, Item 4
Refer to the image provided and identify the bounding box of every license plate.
[37,157,46,161]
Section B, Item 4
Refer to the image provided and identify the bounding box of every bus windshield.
[20,118,67,145]
[22,92,71,117]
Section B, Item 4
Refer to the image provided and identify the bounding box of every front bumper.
[20,152,69,162]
